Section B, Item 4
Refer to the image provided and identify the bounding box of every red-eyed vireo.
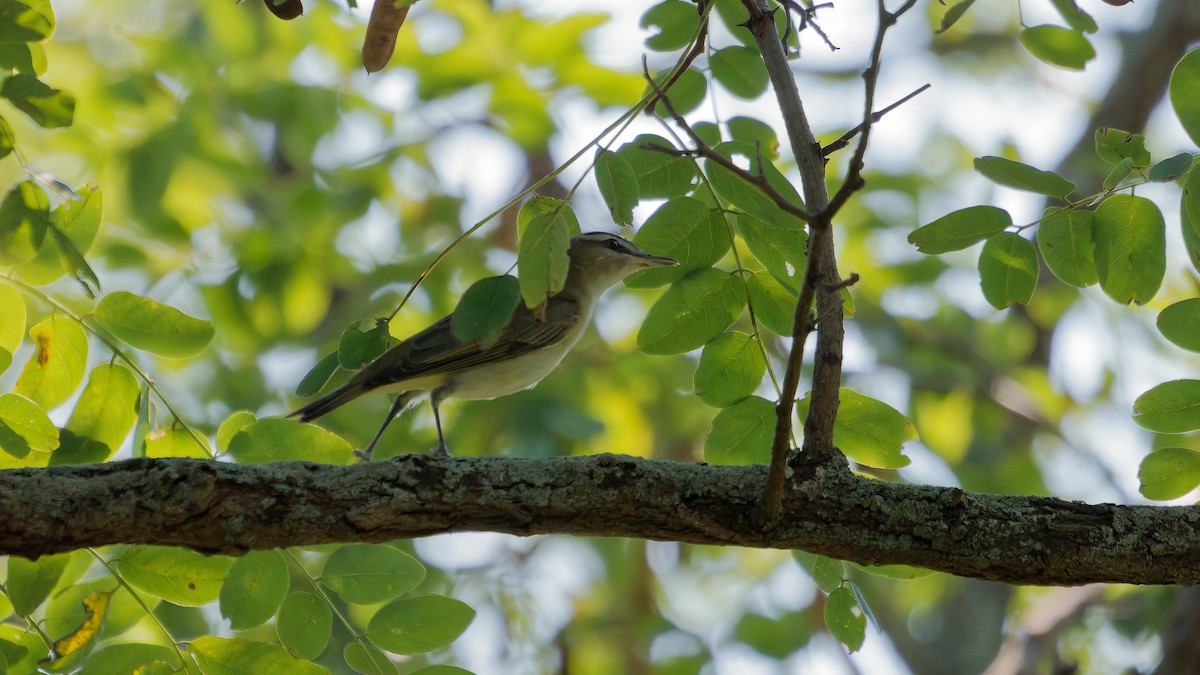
[289,232,677,459]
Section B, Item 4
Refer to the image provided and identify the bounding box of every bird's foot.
[353,449,373,462]
[430,442,450,458]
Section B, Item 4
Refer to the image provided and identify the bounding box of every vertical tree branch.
[739,0,840,525]
[747,0,918,524]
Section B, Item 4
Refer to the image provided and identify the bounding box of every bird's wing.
[358,297,582,391]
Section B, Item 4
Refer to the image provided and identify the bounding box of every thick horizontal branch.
[1,454,1197,586]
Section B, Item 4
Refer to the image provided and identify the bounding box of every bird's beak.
[638,253,678,268]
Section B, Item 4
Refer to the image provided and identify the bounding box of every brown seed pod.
[362,0,412,73]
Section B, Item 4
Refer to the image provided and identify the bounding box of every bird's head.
[565,232,677,294]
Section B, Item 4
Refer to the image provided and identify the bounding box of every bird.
[288,231,678,459]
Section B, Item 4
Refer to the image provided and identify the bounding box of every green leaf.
[650,67,707,117]
[1148,153,1194,183]
[0,180,49,264]
[79,643,180,675]
[189,636,326,675]
[692,120,721,147]
[0,623,48,671]
[366,595,475,655]
[517,199,579,308]
[746,270,797,336]
[973,156,1074,199]
[115,547,233,607]
[1094,128,1152,167]
[320,544,425,605]
[49,225,99,296]
[978,233,1038,309]
[0,345,9,377]
[727,116,779,160]
[411,667,473,675]
[296,351,341,398]
[344,643,398,675]
[710,46,768,99]
[15,185,103,288]
[0,114,13,158]
[1036,208,1096,287]
[824,586,866,652]
[908,205,1012,254]
[704,395,774,465]
[60,364,139,459]
[1139,448,1200,501]
[640,0,699,52]
[0,43,42,76]
[593,149,638,225]
[142,428,211,458]
[793,552,845,594]
[47,578,156,643]
[0,0,54,42]
[737,213,807,289]
[216,410,257,453]
[1133,380,1200,433]
[1019,25,1094,70]
[0,73,74,128]
[451,275,520,348]
[1185,168,1200,239]
[93,291,214,358]
[637,268,745,355]
[614,134,698,200]
[1093,194,1165,305]
[1159,299,1200,352]
[1102,157,1134,190]
[1170,49,1200,148]
[1183,190,1200,275]
[0,392,56,458]
[1048,0,1096,33]
[624,198,728,288]
[0,282,25,354]
[13,315,87,410]
[798,388,915,469]
[7,553,70,616]
[337,318,395,370]
[276,592,332,661]
[694,331,765,408]
[220,551,289,631]
[846,561,938,581]
[705,141,805,228]
[228,418,354,464]
[936,0,976,33]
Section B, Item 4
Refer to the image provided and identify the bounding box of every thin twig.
[824,0,921,219]
[821,83,930,157]
[639,59,816,225]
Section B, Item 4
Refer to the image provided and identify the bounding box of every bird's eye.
[604,239,621,251]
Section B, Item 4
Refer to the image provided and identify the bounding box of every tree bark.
[3,454,1199,586]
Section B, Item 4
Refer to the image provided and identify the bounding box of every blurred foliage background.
[2,0,1200,672]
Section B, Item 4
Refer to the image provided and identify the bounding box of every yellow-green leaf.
[93,291,213,358]
[0,392,57,458]
[113,547,233,607]
[1139,448,1200,501]
[637,268,745,355]
[14,316,87,410]
[1093,194,1165,305]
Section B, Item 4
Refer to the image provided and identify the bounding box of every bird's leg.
[358,392,411,461]
[430,388,450,456]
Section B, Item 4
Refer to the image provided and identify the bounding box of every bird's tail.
[288,382,368,422]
